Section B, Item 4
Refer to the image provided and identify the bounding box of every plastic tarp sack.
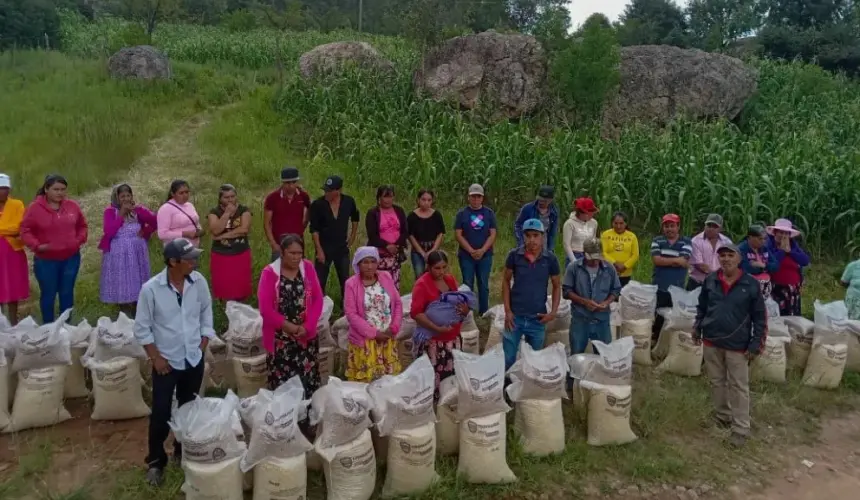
[332,317,349,351]
[382,421,437,497]
[320,428,376,500]
[232,352,268,398]
[653,286,700,359]
[545,296,572,333]
[586,384,637,446]
[620,319,653,366]
[85,356,150,421]
[398,294,416,340]
[224,301,264,358]
[11,309,72,372]
[2,365,71,433]
[368,354,435,437]
[458,412,516,484]
[753,337,792,383]
[319,346,335,385]
[482,305,506,353]
[610,302,622,340]
[514,398,564,456]
[252,455,306,500]
[170,391,247,464]
[784,316,815,369]
[182,455,244,500]
[619,281,658,321]
[461,329,481,354]
[453,344,510,420]
[310,377,373,457]
[0,349,9,430]
[570,337,635,388]
[506,342,569,401]
[240,375,313,473]
[655,332,703,377]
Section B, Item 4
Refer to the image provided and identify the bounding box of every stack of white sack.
[568,336,637,446]
[458,285,481,354]
[753,305,792,383]
[482,305,506,353]
[200,335,226,395]
[452,344,515,484]
[544,297,572,354]
[0,312,16,430]
[506,342,568,456]
[803,301,854,389]
[395,294,416,370]
[316,296,336,385]
[224,302,267,398]
[64,319,93,398]
[436,377,460,456]
[654,286,703,376]
[783,315,815,369]
[619,281,658,366]
[3,310,73,433]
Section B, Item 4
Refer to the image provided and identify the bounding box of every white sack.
[453,344,510,420]
[620,319,653,366]
[587,384,637,446]
[317,296,336,348]
[252,455,307,500]
[64,346,89,398]
[460,329,481,354]
[92,313,146,361]
[457,412,516,484]
[11,309,72,372]
[753,336,791,383]
[655,332,703,377]
[396,337,415,369]
[368,354,435,437]
[398,294,416,340]
[319,346,335,385]
[619,281,658,321]
[321,429,376,500]
[784,315,815,369]
[66,319,93,348]
[803,342,848,390]
[232,353,268,398]
[506,342,569,401]
[182,455,244,500]
[3,365,71,433]
[332,317,349,351]
[311,377,373,456]
[224,301,264,358]
[482,305,505,352]
[573,336,635,389]
[435,403,459,456]
[543,328,571,355]
[0,351,9,430]
[170,391,246,463]
[87,356,150,421]
[382,422,438,497]
[653,286,700,358]
[514,398,565,456]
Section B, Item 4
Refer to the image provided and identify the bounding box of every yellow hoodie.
[600,228,639,277]
[0,197,25,251]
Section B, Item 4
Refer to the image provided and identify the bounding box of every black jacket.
[694,271,767,355]
[365,205,408,249]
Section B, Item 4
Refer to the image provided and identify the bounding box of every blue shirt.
[514,200,559,250]
[133,269,216,371]
[562,259,622,321]
[650,235,693,291]
[505,247,561,316]
[455,206,497,258]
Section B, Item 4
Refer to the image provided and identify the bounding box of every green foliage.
[104,0,181,39]
[0,0,61,50]
[219,8,258,32]
[180,0,227,25]
[616,0,690,47]
[687,0,761,50]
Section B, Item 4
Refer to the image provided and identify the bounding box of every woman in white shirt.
[562,197,599,268]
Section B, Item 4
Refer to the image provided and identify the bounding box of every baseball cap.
[705,214,723,227]
[717,243,740,254]
[468,184,485,196]
[748,224,767,237]
[537,185,555,200]
[662,213,681,225]
[281,167,299,182]
[583,238,604,260]
[0,174,10,188]
[323,175,343,191]
[522,218,545,233]
[163,238,203,261]
[575,197,599,213]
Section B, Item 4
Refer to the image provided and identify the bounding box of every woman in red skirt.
[0,173,29,324]
[207,184,253,302]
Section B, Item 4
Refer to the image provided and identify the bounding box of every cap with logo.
[705,213,723,227]
[537,185,555,200]
[662,213,681,225]
[468,184,485,196]
[583,238,604,260]
[0,173,10,189]
[522,218,545,233]
[164,238,203,261]
[323,175,344,191]
[280,166,300,182]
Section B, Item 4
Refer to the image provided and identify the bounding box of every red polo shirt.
[264,188,310,241]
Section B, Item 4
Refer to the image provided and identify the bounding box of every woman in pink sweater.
[344,246,403,382]
[258,234,324,394]
[157,180,203,246]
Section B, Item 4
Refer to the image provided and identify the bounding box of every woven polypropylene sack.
[436,403,459,456]
[307,449,324,472]
[783,316,814,369]
[514,399,564,456]
[398,294,416,341]
[656,332,703,377]
[310,378,373,455]
[845,332,860,373]
[571,379,590,425]
[88,357,150,421]
[252,455,307,500]
[382,422,438,497]
[397,338,414,369]
[461,329,480,354]
[171,391,247,464]
[3,365,71,433]
[544,329,571,355]
[367,355,435,437]
[586,385,637,446]
[506,343,569,401]
[224,301,264,358]
[453,344,510,421]
[321,429,376,500]
[319,346,335,385]
[803,343,848,389]
[620,319,653,366]
[208,342,236,390]
[92,313,147,362]
[232,353,268,398]
[619,281,658,321]
[579,336,635,388]
[0,355,9,430]
[11,309,72,372]
[457,412,516,484]
[64,346,89,399]
[182,455,244,500]
[753,337,791,383]
[482,305,505,353]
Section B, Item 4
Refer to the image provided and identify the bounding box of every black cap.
[323,175,343,191]
[538,185,555,200]
[281,166,299,182]
[163,238,203,261]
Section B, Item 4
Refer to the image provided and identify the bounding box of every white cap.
[468,183,484,196]
[0,174,10,188]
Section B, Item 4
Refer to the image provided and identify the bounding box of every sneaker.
[145,467,165,487]
[728,433,747,448]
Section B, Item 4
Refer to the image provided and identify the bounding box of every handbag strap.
[168,201,200,229]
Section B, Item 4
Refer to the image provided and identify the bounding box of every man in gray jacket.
[563,238,621,355]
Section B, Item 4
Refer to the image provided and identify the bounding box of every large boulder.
[413,31,546,120]
[602,45,758,138]
[108,45,171,80]
[299,42,394,79]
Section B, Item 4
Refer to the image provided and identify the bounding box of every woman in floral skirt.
[344,246,403,382]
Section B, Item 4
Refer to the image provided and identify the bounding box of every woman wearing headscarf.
[258,234,324,394]
[344,246,403,382]
[366,185,408,292]
[157,179,202,246]
[98,184,157,314]
[0,173,28,325]
[207,184,253,302]
[767,218,810,316]
[563,197,599,268]
[20,174,88,323]
[600,211,639,287]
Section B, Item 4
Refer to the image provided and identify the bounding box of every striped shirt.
[650,235,693,291]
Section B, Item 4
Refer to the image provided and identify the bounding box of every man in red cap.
[650,213,692,342]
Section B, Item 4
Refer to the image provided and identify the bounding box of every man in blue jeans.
[564,237,622,355]
[455,183,497,314]
[501,219,561,370]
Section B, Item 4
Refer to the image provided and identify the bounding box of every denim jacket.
[562,259,621,321]
[514,200,559,249]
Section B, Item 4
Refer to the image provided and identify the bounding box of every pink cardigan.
[156,201,200,246]
[344,271,402,346]
[99,205,157,252]
[258,258,324,353]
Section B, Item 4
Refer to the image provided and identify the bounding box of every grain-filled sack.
[182,455,244,500]
[436,403,459,456]
[619,281,658,321]
[170,391,246,464]
[317,296,337,348]
[586,384,637,446]
[91,313,147,362]
[784,315,815,369]
[232,353,268,398]
[382,422,437,497]
[457,412,516,484]
[461,329,480,354]
[482,305,505,352]
[753,337,791,383]
[653,286,700,359]
[610,302,622,340]
[368,354,435,437]
[0,350,9,430]
[3,365,71,433]
[321,429,376,500]
[224,301,264,358]
[803,342,848,389]
[11,309,73,372]
[86,356,150,421]
[208,338,236,390]
[545,296,572,332]
[514,398,564,456]
[310,377,373,455]
[332,317,349,351]
[198,362,216,396]
[398,294,417,341]
[569,337,635,388]
[64,346,90,399]
[570,379,591,425]
[544,328,571,355]
[506,342,569,401]
[319,346,335,385]
[655,332,703,377]
[396,337,415,368]
[453,344,510,420]
[620,319,653,366]
[252,455,306,500]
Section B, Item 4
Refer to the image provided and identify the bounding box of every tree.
[0,0,61,49]
[508,0,568,33]
[181,0,227,25]
[531,3,571,53]
[762,0,853,29]
[615,0,690,47]
[106,0,180,41]
[687,0,761,50]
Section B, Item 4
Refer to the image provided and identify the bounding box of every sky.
[567,0,689,29]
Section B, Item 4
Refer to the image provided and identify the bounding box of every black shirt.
[309,194,360,255]
[209,205,250,255]
[407,210,445,251]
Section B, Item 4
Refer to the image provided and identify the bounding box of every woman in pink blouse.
[157,180,203,246]
[365,185,408,292]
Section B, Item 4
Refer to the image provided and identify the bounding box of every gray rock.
[108,45,171,80]
[685,490,699,500]
[727,485,743,498]
[601,45,758,138]
[413,31,546,120]
[299,41,394,79]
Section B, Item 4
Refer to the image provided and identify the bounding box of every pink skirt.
[0,238,29,303]
[210,249,252,301]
